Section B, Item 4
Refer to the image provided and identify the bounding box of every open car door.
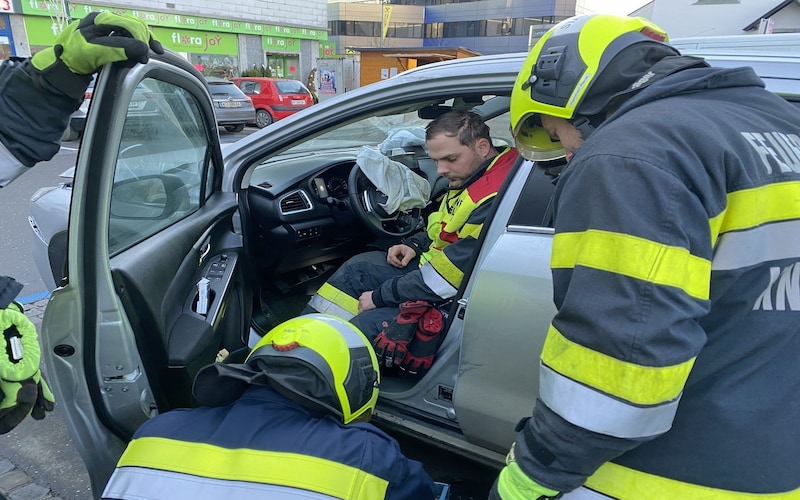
[40,53,251,496]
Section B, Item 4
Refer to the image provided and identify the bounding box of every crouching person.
[102,314,436,499]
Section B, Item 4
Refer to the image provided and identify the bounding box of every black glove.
[0,303,55,434]
[372,301,430,368]
[399,306,443,379]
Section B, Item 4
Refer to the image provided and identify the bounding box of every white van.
[670,32,800,54]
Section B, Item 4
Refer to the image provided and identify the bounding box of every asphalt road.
[0,126,499,499]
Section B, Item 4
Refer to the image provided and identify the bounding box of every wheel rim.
[256,110,273,128]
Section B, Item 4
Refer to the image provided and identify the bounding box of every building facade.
[1,0,332,82]
[327,0,578,56]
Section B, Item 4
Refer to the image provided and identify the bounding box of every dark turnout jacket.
[512,61,800,498]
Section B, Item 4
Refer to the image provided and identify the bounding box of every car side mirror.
[110,174,189,220]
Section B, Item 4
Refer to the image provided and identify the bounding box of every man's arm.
[0,12,162,186]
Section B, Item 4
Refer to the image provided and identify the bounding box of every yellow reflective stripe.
[551,229,711,300]
[458,222,483,240]
[708,210,726,249]
[317,282,359,316]
[720,181,800,234]
[586,462,800,499]
[119,436,389,499]
[541,325,695,406]
[429,254,463,289]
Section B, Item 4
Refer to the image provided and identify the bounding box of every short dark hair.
[426,110,491,147]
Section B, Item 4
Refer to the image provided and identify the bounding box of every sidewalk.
[0,298,65,500]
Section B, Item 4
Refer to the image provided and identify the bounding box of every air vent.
[279,189,313,215]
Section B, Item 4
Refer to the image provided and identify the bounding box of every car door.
[40,52,250,495]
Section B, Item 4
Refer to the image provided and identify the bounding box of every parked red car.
[230,77,314,128]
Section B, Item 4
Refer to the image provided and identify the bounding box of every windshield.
[275,81,310,94]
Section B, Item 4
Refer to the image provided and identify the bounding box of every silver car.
[205,77,256,133]
[34,47,800,497]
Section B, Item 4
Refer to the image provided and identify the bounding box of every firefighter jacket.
[0,58,83,186]
[372,146,519,307]
[509,61,800,498]
[103,385,436,499]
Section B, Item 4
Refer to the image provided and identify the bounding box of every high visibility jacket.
[307,147,519,318]
[508,62,800,498]
[103,386,436,499]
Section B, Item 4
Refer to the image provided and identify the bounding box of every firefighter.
[304,111,520,341]
[0,13,161,433]
[491,13,800,499]
[0,12,163,186]
[102,314,436,499]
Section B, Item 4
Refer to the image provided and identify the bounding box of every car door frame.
[39,53,245,496]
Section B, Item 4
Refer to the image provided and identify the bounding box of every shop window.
[190,54,240,79]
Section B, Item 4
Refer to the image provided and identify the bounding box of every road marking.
[18,290,51,304]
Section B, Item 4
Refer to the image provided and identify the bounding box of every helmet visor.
[513,115,566,162]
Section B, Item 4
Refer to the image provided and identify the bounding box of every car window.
[238,81,259,95]
[208,82,248,99]
[275,81,309,95]
[108,77,212,255]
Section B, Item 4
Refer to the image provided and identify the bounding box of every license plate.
[129,101,146,110]
[291,99,306,106]
[219,101,242,108]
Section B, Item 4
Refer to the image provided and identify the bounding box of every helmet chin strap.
[569,115,597,142]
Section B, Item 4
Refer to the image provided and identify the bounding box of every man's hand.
[387,244,417,269]
[358,291,377,314]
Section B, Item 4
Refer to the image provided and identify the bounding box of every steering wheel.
[347,163,423,238]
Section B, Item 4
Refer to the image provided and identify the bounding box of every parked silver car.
[32,46,800,497]
[205,77,256,133]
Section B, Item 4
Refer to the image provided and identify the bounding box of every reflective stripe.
[539,363,680,439]
[551,229,711,300]
[458,221,483,240]
[428,254,463,291]
[561,487,614,499]
[585,461,800,499]
[712,219,800,270]
[541,325,694,405]
[0,141,27,188]
[308,282,358,319]
[104,466,338,499]
[420,263,458,298]
[116,436,389,499]
[720,181,800,234]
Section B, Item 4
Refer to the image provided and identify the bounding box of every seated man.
[103,314,436,499]
[305,110,520,340]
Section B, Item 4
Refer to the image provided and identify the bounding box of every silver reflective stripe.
[0,141,27,188]
[420,264,457,299]
[561,486,615,499]
[539,363,680,439]
[103,466,338,499]
[307,294,355,320]
[712,220,800,271]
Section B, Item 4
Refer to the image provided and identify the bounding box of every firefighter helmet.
[510,14,674,160]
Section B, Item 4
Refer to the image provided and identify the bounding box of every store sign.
[319,42,336,58]
[262,36,299,52]
[21,1,328,40]
[152,27,238,55]
[1,0,17,14]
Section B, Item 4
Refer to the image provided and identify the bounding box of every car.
[205,77,256,133]
[64,78,166,142]
[229,76,314,128]
[31,46,800,497]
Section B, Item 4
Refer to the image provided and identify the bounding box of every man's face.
[540,115,584,158]
[427,133,490,188]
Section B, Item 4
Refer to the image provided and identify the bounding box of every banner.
[151,26,238,55]
[382,4,392,40]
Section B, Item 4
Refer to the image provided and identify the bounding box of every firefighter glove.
[372,300,430,368]
[489,442,562,500]
[399,306,443,379]
[31,12,163,98]
[0,304,55,434]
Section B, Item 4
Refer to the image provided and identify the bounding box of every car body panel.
[230,77,313,127]
[36,43,800,498]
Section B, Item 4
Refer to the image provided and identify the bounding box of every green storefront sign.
[22,1,328,44]
[262,36,300,52]
[152,26,237,55]
[319,42,337,58]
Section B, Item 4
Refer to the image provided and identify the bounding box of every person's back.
[553,60,800,494]
[103,314,436,500]
[104,385,432,499]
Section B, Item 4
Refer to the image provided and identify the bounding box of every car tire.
[224,124,246,133]
[61,125,80,142]
[255,110,274,129]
